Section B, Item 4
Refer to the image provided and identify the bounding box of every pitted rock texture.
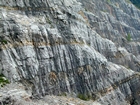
[0,0,140,105]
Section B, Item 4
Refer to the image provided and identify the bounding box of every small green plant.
[107,0,111,4]
[59,92,67,96]
[126,33,131,41]
[0,74,9,87]
[46,17,52,24]
[77,93,91,101]
[102,10,107,12]
[0,40,8,44]
[2,40,7,44]
[131,99,139,105]
[125,0,131,3]
[85,8,88,11]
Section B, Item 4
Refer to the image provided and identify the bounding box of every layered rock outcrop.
[0,0,140,104]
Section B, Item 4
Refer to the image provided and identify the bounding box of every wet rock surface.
[0,0,140,104]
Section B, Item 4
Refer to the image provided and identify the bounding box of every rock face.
[0,0,140,104]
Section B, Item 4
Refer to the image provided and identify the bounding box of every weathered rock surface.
[0,83,102,105]
[0,0,140,105]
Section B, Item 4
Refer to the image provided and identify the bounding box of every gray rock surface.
[0,0,140,104]
[0,83,102,105]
